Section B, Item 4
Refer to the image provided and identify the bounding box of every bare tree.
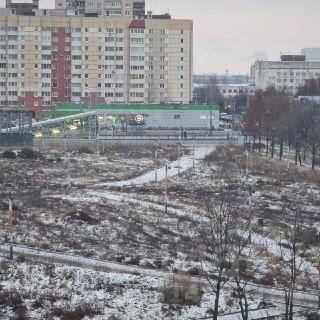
[195,188,250,320]
[193,75,223,106]
[302,103,320,170]
[273,205,309,320]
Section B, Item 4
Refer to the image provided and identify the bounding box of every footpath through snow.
[96,145,215,187]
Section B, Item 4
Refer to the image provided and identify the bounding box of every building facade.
[301,48,320,62]
[252,55,320,95]
[218,84,256,98]
[55,0,145,18]
[0,4,193,117]
[43,104,220,129]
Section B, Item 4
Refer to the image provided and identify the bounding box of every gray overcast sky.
[3,0,320,74]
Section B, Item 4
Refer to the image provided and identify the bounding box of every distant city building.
[253,52,268,61]
[218,84,256,98]
[298,96,320,104]
[301,48,320,62]
[193,74,252,86]
[252,55,320,95]
[0,2,193,116]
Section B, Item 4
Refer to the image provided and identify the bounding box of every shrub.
[78,146,93,154]
[302,311,320,320]
[51,306,100,320]
[16,254,26,263]
[169,151,181,162]
[162,274,203,306]
[67,211,99,225]
[2,150,16,159]
[18,148,42,160]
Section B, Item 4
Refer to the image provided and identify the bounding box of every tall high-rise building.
[0,2,193,117]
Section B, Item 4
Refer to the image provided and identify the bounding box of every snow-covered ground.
[96,146,214,187]
[0,143,319,319]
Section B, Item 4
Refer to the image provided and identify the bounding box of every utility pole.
[245,149,249,179]
[209,104,213,136]
[318,262,320,310]
[248,184,253,245]
[193,145,195,168]
[8,192,14,259]
[178,143,181,175]
[164,164,168,213]
[65,151,74,188]
[155,149,158,182]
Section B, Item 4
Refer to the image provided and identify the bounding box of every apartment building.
[0,3,192,116]
[55,0,145,18]
[252,55,320,95]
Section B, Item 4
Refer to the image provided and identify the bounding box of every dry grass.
[162,273,203,306]
[206,145,320,186]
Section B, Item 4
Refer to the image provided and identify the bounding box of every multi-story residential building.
[0,4,193,117]
[55,0,145,18]
[252,55,320,95]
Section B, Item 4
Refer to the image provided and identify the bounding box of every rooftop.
[42,104,219,117]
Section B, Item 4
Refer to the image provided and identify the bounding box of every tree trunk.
[265,138,269,156]
[284,292,290,320]
[311,144,316,170]
[258,137,261,154]
[213,279,221,320]
[271,139,275,158]
[298,149,302,167]
[279,141,283,160]
[244,296,249,320]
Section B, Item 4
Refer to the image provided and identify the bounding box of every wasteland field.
[0,142,319,320]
